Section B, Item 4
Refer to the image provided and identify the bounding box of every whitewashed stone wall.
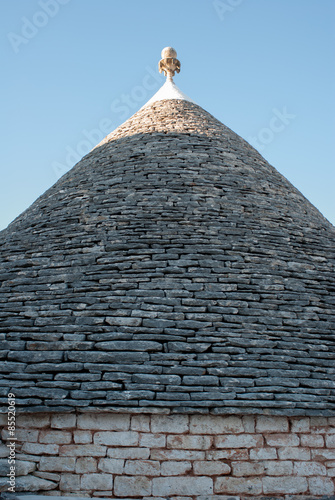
[0,412,335,498]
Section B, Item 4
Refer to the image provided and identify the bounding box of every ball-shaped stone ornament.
[161,47,177,59]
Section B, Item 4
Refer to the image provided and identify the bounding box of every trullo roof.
[0,48,334,416]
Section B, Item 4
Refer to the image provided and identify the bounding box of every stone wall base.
[0,412,334,498]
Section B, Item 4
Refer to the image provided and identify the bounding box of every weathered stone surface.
[94,430,138,446]
[265,433,300,447]
[190,415,243,434]
[114,475,152,496]
[256,416,288,433]
[39,456,76,472]
[39,430,72,444]
[81,473,114,491]
[98,457,124,474]
[21,443,59,455]
[193,460,231,475]
[231,462,264,476]
[1,97,334,415]
[59,473,80,492]
[75,457,98,473]
[152,476,213,496]
[262,476,308,494]
[77,413,130,430]
[214,477,262,494]
[73,430,92,444]
[50,414,76,429]
[293,460,326,476]
[167,434,212,450]
[140,433,166,448]
[278,446,311,460]
[151,415,189,433]
[215,434,263,448]
[124,459,160,475]
[12,475,57,492]
[308,477,335,495]
[0,459,36,476]
[249,447,277,460]
[160,460,192,476]
[59,444,106,457]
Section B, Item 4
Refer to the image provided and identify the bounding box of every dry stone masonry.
[0,50,334,498]
[0,412,335,497]
[0,100,334,414]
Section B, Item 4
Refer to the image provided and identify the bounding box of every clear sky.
[1,0,334,230]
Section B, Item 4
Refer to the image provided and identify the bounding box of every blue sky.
[1,0,334,230]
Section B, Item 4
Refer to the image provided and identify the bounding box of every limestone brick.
[16,414,50,428]
[0,445,8,458]
[215,477,262,494]
[93,430,138,446]
[231,461,264,476]
[131,414,150,432]
[75,457,97,473]
[107,446,150,459]
[190,415,243,434]
[78,413,130,430]
[278,446,311,460]
[312,449,335,460]
[308,477,335,495]
[34,471,60,482]
[59,474,80,492]
[249,447,277,460]
[256,416,289,433]
[300,434,325,447]
[140,432,166,448]
[151,415,189,433]
[262,460,293,475]
[98,457,124,473]
[291,417,310,433]
[21,443,59,455]
[242,416,256,433]
[194,461,231,475]
[2,428,39,443]
[124,459,160,475]
[326,435,335,448]
[74,430,92,444]
[114,476,152,496]
[215,434,263,448]
[39,430,72,444]
[152,477,213,496]
[206,449,249,461]
[151,449,206,461]
[265,433,299,447]
[39,456,76,472]
[60,444,106,456]
[160,460,192,476]
[81,473,114,491]
[262,476,308,494]
[167,434,212,450]
[50,414,76,429]
[310,417,328,428]
[293,460,327,476]
[15,460,36,475]
[9,475,57,492]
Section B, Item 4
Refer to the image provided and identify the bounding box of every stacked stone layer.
[0,412,335,497]
[0,100,334,413]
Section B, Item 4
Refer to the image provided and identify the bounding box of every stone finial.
[159,47,181,80]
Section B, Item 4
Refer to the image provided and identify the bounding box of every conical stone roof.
[1,51,335,416]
